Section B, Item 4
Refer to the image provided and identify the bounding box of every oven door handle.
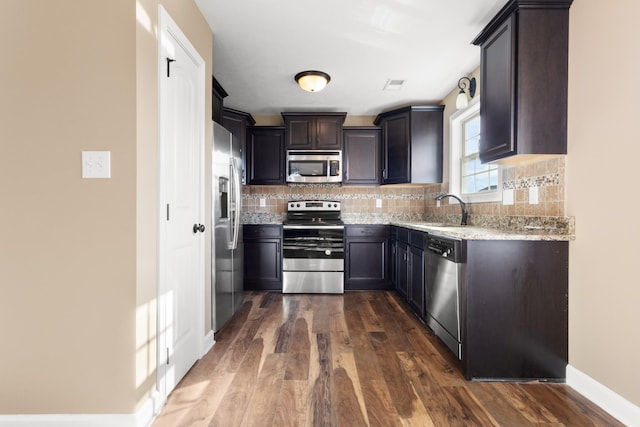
[283,225,345,230]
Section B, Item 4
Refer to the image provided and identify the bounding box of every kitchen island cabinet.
[343,127,381,185]
[374,105,444,184]
[243,225,282,290]
[344,225,391,290]
[281,112,346,150]
[472,0,572,163]
[246,126,285,185]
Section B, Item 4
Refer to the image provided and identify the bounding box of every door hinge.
[166,204,170,221]
[167,347,170,365]
[166,57,176,77]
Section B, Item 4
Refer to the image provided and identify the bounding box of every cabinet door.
[479,15,516,163]
[383,112,410,184]
[408,245,425,317]
[396,243,409,298]
[343,128,381,185]
[315,117,343,150]
[247,127,285,185]
[284,117,313,150]
[243,238,282,290]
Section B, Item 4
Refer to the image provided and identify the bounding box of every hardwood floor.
[152,291,622,427]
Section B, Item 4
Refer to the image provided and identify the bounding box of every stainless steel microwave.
[286,150,342,183]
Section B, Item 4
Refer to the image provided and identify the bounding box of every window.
[449,99,501,203]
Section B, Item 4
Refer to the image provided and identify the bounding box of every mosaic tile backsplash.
[242,156,572,234]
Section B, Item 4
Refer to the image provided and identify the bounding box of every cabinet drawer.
[346,224,389,238]
[409,230,425,249]
[243,224,282,239]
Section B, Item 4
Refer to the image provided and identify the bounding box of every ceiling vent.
[383,79,405,91]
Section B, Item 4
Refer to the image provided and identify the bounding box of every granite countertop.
[390,221,574,241]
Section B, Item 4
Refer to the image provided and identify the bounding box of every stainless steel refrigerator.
[212,122,243,332]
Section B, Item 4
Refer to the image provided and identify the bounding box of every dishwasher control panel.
[425,235,465,263]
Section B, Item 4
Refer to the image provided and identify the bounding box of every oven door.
[282,224,344,293]
[283,225,344,264]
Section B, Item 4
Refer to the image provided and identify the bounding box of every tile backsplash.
[242,156,572,233]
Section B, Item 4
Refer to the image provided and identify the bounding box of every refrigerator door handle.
[230,158,241,250]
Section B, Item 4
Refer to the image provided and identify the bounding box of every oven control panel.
[288,200,341,211]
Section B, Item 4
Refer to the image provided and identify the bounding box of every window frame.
[448,98,502,204]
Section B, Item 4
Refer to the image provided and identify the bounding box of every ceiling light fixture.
[295,70,331,92]
[456,76,476,109]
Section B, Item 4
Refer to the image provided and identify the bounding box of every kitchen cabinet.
[222,108,255,185]
[374,105,444,184]
[243,225,282,290]
[246,126,285,185]
[281,112,346,150]
[343,127,381,185]
[394,227,426,315]
[472,0,572,163]
[212,77,228,124]
[344,225,391,290]
[461,239,568,380]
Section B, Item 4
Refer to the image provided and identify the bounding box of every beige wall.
[567,0,640,407]
[0,0,212,414]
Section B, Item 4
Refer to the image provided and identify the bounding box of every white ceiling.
[195,0,508,116]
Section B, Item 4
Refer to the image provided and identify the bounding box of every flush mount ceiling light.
[295,70,331,92]
[456,76,477,109]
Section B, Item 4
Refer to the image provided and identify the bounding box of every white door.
[158,6,205,399]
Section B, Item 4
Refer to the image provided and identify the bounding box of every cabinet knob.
[193,223,205,233]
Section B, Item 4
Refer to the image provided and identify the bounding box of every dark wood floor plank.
[310,332,337,426]
[208,338,264,427]
[240,353,286,427]
[334,367,368,426]
[152,292,624,427]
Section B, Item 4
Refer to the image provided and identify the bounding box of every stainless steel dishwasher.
[424,234,465,359]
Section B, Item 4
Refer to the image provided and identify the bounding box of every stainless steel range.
[282,200,344,294]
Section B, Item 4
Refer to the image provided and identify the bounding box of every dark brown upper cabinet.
[281,112,347,150]
[472,0,572,164]
[343,127,381,186]
[374,106,444,184]
[212,77,228,124]
[246,126,285,185]
[222,108,255,185]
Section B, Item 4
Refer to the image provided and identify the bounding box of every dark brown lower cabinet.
[394,227,426,315]
[243,224,282,291]
[461,239,568,380]
[344,225,392,290]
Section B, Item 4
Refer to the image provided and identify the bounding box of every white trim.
[156,4,207,405]
[567,364,640,427]
[0,392,162,427]
[203,329,215,355]
[448,98,502,204]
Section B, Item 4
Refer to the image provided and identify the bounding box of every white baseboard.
[0,391,162,427]
[567,364,640,427]
[202,329,215,356]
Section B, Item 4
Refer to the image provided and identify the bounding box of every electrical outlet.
[82,151,111,178]
[436,200,441,208]
[376,199,382,208]
[503,189,514,205]
[259,198,266,207]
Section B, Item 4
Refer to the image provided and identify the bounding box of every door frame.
[156,4,206,404]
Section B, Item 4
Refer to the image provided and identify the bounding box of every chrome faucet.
[435,193,468,226]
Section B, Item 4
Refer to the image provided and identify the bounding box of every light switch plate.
[503,189,514,205]
[82,151,111,179]
[529,186,539,204]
